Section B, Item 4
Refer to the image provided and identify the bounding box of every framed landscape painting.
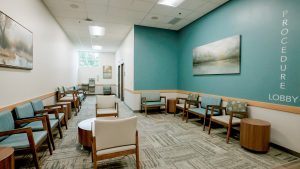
[193,35,240,75]
[103,65,112,79]
[0,11,33,69]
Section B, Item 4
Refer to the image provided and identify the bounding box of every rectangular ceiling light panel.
[89,26,105,36]
[158,0,185,7]
[92,45,103,50]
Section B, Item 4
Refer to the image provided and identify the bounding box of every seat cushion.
[59,96,74,101]
[188,107,220,116]
[212,115,241,125]
[143,101,165,106]
[0,131,47,149]
[23,119,58,131]
[48,113,65,121]
[96,145,136,156]
[97,108,117,115]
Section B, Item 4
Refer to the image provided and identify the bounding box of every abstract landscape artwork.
[0,11,33,69]
[103,65,112,79]
[193,35,240,75]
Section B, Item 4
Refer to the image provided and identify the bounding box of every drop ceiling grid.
[43,0,229,52]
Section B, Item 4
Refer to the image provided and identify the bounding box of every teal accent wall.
[134,25,179,90]
[178,0,300,106]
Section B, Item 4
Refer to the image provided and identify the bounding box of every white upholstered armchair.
[95,95,119,117]
[91,116,139,169]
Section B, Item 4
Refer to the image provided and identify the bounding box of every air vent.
[168,17,181,25]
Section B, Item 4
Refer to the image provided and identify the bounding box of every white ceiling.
[43,0,229,52]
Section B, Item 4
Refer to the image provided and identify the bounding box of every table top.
[78,117,117,131]
[241,118,271,126]
[0,147,14,161]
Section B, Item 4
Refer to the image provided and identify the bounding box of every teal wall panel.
[178,0,300,106]
[134,25,179,90]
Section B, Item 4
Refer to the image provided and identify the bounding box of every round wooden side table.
[0,147,14,169]
[167,98,177,114]
[78,118,96,149]
[240,118,271,152]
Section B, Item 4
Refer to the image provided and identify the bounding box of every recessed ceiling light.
[70,4,79,9]
[158,0,185,7]
[92,45,103,50]
[89,26,105,36]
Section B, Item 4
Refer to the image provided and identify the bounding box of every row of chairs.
[0,99,69,169]
[176,94,248,143]
[57,86,86,115]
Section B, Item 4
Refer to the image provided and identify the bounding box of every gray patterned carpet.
[15,96,298,169]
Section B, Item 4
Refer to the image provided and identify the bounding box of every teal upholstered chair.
[73,85,86,100]
[15,103,63,150]
[31,99,67,129]
[103,85,111,95]
[187,96,222,131]
[140,92,166,116]
[0,110,52,169]
[176,94,199,120]
[208,100,248,143]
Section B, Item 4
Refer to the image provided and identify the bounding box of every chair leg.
[208,119,212,134]
[57,122,63,139]
[47,126,55,150]
[31,147,40,169]
[226,126,231,143]
[136,151,140,169]
[186,112,189,123]
[182,110,185,121]
[145,106,147,117]
[64,116,68,130]
[46,135,53,155]
[203,117,206,131]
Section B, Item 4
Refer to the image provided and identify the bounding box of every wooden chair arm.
[44,104,63,109]
[15,115,48,130]
[44,108,60,119]
[0,127,33,137]
[230,111,248,118]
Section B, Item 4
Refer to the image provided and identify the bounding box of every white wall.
[78,52,115,85]
[115,28,134,90]
[0,0,78,107]
[115,28,134,106]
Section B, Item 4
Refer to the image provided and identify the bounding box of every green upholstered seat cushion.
[0,111,15,141]
[31,100,44,112]
[15,103,35,119]
[141,92,161,102]
[189,107,220,116]
[23,119,58,131]
[48,113,64,121]
[143,101,165,106]
[0,131,47,149]
[200,96,221,109]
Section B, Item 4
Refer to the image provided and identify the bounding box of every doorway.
[118,64,124,101]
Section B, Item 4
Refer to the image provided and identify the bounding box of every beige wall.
[0,0,78,107]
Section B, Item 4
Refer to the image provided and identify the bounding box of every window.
[79,51,100,67]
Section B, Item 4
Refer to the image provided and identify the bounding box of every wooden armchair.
[176,94,199,120]
[186,96,222,131]
[208,101,248,143]
[0,111,52,169]
[15,103,63,150]
[95,95,118,117]
[140,92,166,116]
[91,116,139,169]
